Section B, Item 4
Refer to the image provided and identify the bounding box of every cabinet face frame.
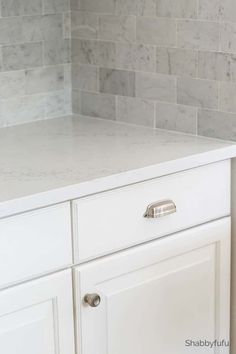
[73,218,231,354]
[0,270,75,354]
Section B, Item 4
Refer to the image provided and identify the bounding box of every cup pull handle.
[144,200,176,218]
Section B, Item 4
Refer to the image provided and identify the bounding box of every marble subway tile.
[98,41,116,68]
[43,0,70,14]
[177,20,219,51]
[156,0,197,19]
[2,42,43,71]
[219,0,236,23]
[0,71,25,99]
[198,0,220,20]
[1,0,42,17]
[117,96,155,127]
[177,77,218,109]
[136,72,176,102]
[115,0,157,16]
[98,15,136,42]
[2,95,45,126]
[44,39,70,65]
[0,17,23,45]
[138,0,156,16]
[198,51,236,82]
[99,68,135,96]
[198,109,236,141]
[44,91,67,118]
[137,17,176,46]
[220,22,236,53]
[116,43,156,72]
[156,47,197,77]
[72,89,81,114]
[25,66,64,94]
[220,82,236,113]
[156,102,197,134]
[71,39,98,65]
[72,64,98,91]
[81,91,116,119]
[71,11,98,40]
[116,0,138,15]
[63,12,71,39]
[22,14,63,43]
[76,0,116,13]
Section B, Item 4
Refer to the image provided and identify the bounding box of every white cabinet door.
[0,270,75,354]
[74,218,230,354]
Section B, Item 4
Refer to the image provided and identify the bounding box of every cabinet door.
[74,218,230,354]
[0,270,75,354]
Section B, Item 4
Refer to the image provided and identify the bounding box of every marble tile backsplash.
[71,0,236,140]
[0,0,71,127]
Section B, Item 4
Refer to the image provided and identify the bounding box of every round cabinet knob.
[84,293,101,307]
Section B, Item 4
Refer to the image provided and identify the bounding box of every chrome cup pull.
[144,200,177,218]
[84,293,101,307]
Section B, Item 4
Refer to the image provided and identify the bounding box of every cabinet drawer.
[72,160,230,262]
[0,203,72,289]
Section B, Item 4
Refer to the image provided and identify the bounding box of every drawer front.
[72,160,230,262]
[0,203,72,289]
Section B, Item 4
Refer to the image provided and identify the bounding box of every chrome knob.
[144,200,176,218]
[84,293,101,307]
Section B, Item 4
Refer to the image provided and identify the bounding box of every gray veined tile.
[44,91,67,118]
[138,0,156,16]
[25,66,64,94]
[116,0,138,15]
[71,39,98,65]
[98,15,136,42]
[0,17,23,45]
[22,14,63,43]
[177,77,218,109]
[43,0,70,14]
[177,20,219,51]
[77,0,116,13]
[219,0,236,23]
[99,68,135,97]
[71,11,98,40]
[72,89,81,114]
[116,43,156,72]
[116,0,157,16]
[137,17,176,46]
[63,12,71,39]
[1,0,42,17]
[98,41,116,68]
[72,64,98,91]
[156,47,197,77]
[198,51,236,82]
[117,96,155,127]
[136,72,176,103]
[198,0,221,20]
[156,102,197,134]
[156,0,197,18]
[0,71,25,99]
[220,22,236,53]
[2,42,43,71]
[220,81,236,113]
[44,39,70,65]
[198,109,236,141]
[81,91,116,120]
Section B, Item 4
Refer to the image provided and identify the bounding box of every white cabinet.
[74,218,230,354]
[0,270,75,354]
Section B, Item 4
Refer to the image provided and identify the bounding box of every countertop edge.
[1,144,236,219]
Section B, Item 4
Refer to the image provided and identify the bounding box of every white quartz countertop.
[1,114,236,218]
